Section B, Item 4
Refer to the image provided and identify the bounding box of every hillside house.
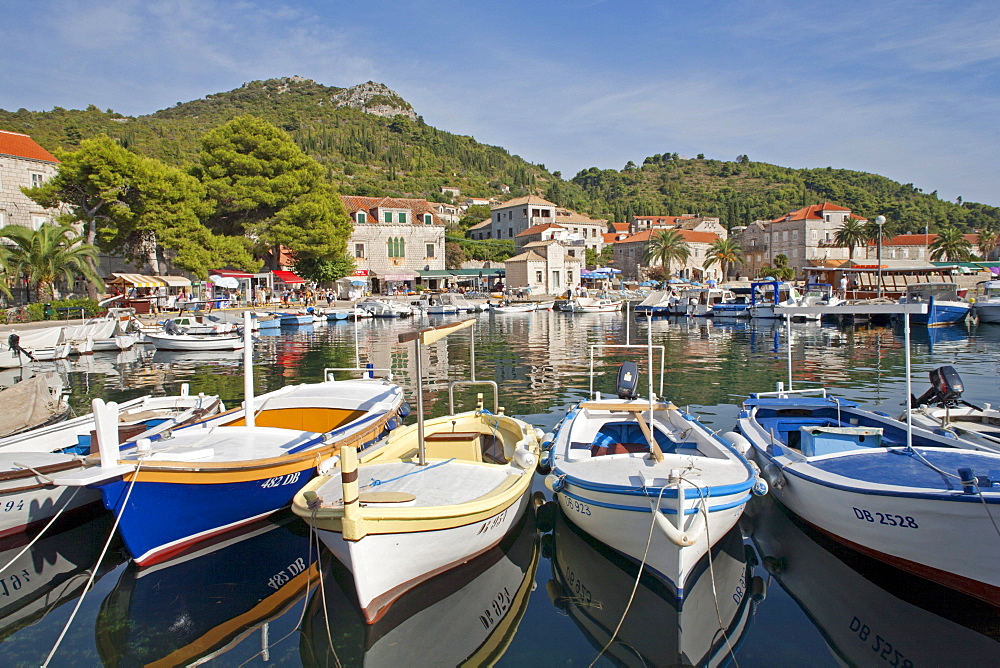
[0,130,62,231]
[613,229,723,281]
[504,240,583,295]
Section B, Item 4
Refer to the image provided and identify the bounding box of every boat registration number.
[260,471,301,489]
[1,500,25,513]
[267,556,308,591]
[565,498,592,516]
[850,616,914,667]
[479,586,512,630]
[853,507,918,528]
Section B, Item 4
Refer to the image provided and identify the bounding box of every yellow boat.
[292,319,542,624]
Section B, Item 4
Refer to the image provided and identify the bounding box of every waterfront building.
[470,196,608,256]
[630,214,726,238]
[341,195,446,292]
[612,228,723,282]
[735,203,862,279]
[0,130,62,231]
[503,239,582,295]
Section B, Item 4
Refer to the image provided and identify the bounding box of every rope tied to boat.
[363,457,456,490]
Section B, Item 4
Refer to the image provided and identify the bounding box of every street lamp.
[875,215,886,299]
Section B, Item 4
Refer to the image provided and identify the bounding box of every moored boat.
[562,297,623,313]
[897,282,971,327]
[145,331,245,351]
[972,279,1000,323]
[542,325,763,598]
[292,319,542,623]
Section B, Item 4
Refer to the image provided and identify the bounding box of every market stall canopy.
[273,270,305,284]
[157,275,192,287]
[106,273,163,288]
[210,270,255,279]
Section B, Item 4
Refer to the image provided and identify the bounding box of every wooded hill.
[2,76,996,234]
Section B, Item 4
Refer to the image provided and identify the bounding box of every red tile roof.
[771,202,853,223]
[340,195,441,224]
[611,222,630,232]
[0,130,58,163]
[516,223,564,237]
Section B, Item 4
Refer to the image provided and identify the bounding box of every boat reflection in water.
[748,496,1000,665]
[0,510,122,643]
[96,511,316,666]
[300,512,539,667]
[543,508,761,666]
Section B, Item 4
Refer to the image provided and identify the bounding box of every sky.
[3,0,999,208]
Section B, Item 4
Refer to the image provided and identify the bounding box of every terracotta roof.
[771,202,852,223]
[611,222,630,232]
[0,130,58,163]
[340,195,442,224]
[492,195,557,210]
[603,232,626,243]
[555,209,606,224]
[516,223,564,237]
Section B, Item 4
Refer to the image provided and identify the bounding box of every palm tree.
[928,226,974,262]
[703,238,743,279]
[1,224,102,302]
[644,229,690,278]
[977,228,999,260]
[834,216,867,260]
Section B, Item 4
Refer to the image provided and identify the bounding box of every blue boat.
[280,312,315,326]
[897,283,971,327]
[58,375,407,566]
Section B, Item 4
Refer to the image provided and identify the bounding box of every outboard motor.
[911,365,981,410]
[164,320,184,336]
[6,333,35,361]
[616,361,639,400]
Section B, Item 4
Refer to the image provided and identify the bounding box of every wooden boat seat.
[423,431,483,462]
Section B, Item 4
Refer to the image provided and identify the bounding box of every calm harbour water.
[1,311,999,666]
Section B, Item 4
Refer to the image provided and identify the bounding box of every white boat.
[425,301,461,314]
[633,290,674,316]
[492,301,536,313]
[0,385,225,454]
[562,297,623,313]
[535,300,555,311]
[973,279,1000,323]
[670,287,734,317]
[358,298,415,318]
[4,327,72,362]
[145,331,245,351]
[709,290,751,319]
[292,319,542,623]
[778,283,844,321]
[737,303,1000,605]
[542,326,764,598]
[436,293,488,312]
[164,314,237,335]
[905,365,1000,452]
[326,307,372,321]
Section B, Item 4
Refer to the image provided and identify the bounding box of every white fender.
[722,431,752,457]
[513,447,536,470]
[316,454,341,476]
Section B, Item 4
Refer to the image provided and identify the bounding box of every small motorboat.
[145,329,245,351]
[358,299,415,318]
[633,290,674,316]
[492,301,536,313]
[163,314,236,335]
[562,297,623,313]
[972,279,1000,323]
[897,283,971,327]
[292,319,542,623]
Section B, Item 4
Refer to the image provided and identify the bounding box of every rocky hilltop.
[330,81,417,120]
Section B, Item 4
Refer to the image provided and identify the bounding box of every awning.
[107,273,163,287]
[273,270,306,284]
[157,275,192,287]
[210,269,255,279]
[382,273,415,281]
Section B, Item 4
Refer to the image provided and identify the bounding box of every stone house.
[341,195,446,291]
[0,130,62,230]
[475,195,607,256]
[504,239,583,295]
[735,203,864,278]
[631,215,725,238]
[612,229,723,282]
[868,233,981,262]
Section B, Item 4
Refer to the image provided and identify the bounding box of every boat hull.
[145,333,244,351]
[554,473,747,597]
[317,491,531,623]
[0,469,102,538]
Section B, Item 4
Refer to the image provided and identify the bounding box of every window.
[355,243,365,259]
[387,237,406,258]
[423,214,433,225]
[384,211,393,223]
[357,211,367,224]
[398,212,407,224]
[30,172,44,188]
[426,243,435,258]
[536,271,543,283]
[782,231,789,242]
[552,270,560,288]
[31,215,48,230]
[508,228,513,238]
[792,230,799,241]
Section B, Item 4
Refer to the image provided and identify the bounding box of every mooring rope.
[0,485,83,575]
